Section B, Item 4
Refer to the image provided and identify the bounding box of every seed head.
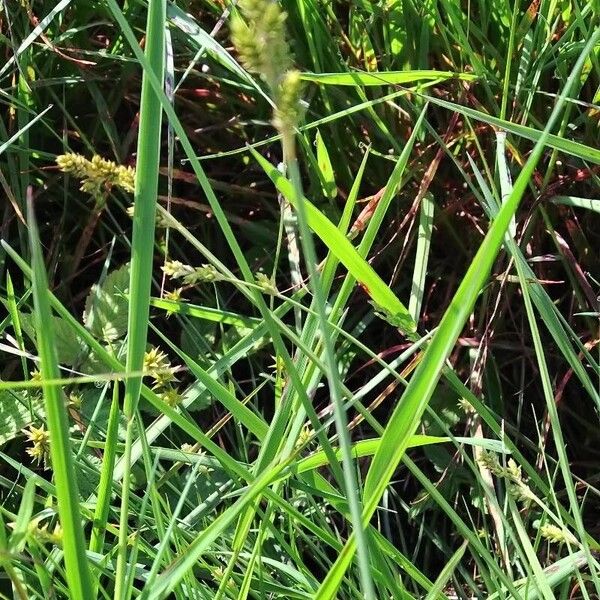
[24,423,51,468]
[231,0,292,86]
[56,153,135,197]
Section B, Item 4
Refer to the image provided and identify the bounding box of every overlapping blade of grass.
[420,94,600,165]
[2,241,257,487]
[167,1,271,103]
[26,198,92,599]
[114,0,166,596]
[551,195,600,214]
[314,28,600,600]
[514,232,600,596]
[102,1,349,497]
[0,106,52,157]
[4,236,401,594]
[248,116,424,597]
[408,192,434,322]
[88,385,120,553]
[0,0,72,80]
[468,161,600,409]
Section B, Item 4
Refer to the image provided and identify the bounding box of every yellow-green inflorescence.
[538,522,578,546]
[162,260,222,285]
[56,153,135,198]
[231,0,303,134]
[24,423,50,469]
[143,347,183,407]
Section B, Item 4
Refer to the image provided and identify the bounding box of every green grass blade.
[89,384,120,598]
[422,93,600,165]
[423,541,467,600]
[300,70,477,85]
[550,195,600,214]
[408,192,435,322]
[26,197,92,599]
[112,1,166,596]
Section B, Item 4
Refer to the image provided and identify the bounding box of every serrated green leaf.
[0,390,44,446]
[21,313,87,367]
[83,263,130,342]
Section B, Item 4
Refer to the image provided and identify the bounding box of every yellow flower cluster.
[143,347,182,407]
[538,522,578,546]
[24,423,50,469]
[477,452,533,503]
[56,153,135,197]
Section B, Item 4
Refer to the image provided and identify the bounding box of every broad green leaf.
[83,262,130,342]
[0,390,44,446]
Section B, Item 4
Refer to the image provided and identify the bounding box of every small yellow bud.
[160,386,183,407]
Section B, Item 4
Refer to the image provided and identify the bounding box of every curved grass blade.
[296,435,508,474]
[250,148,417,337]
[550,195,600,214]
[422,93,600,165]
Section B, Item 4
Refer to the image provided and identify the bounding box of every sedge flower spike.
[231,0,303,134]
[231,0,292,86]
[56,153,135,198]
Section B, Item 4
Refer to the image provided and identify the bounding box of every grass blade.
[300,70,477,85]
[114,0,166,596]
[26,195,92,599]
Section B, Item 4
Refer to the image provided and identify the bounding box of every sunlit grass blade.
[550,195,600,214]
[89,384,120,598]
[250,149,417,337]
[421,93,600,165]
[300,70,478,85]
[408,192,435,322]
[423,541,467,600]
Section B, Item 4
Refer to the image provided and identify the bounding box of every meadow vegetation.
[0,0,599,598]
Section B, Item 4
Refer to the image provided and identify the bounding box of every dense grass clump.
[0,0,599,598]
